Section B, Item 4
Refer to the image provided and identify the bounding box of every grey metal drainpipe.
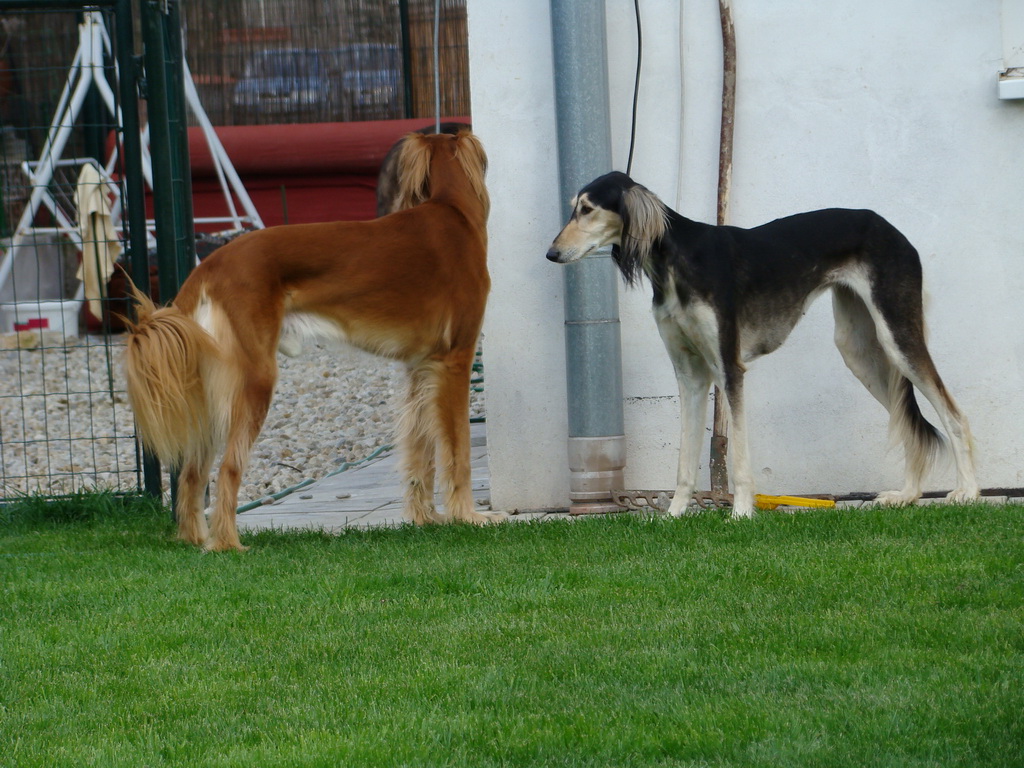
[550,0,626,513]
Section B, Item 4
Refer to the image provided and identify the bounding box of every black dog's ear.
[612,190,637,285]
[615,183,667,286]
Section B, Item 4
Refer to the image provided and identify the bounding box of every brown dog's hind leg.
[399,361,445,525]
[433,349,503,525]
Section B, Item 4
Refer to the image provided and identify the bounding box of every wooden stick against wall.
[710,0,736,495]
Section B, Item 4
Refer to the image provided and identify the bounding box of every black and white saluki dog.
[546,171,979,517]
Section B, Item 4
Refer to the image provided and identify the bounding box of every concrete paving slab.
[237,421,489,533]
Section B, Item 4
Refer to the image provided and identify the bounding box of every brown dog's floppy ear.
[392,133,433,211]
[615,183,668,286]
[454,130,490,219]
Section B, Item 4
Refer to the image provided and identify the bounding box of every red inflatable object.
[162,116,469,229]
[88,117,470,331]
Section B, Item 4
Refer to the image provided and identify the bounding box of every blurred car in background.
[233,44,402,121]
[327,44,401,116]
[232,49,328,118]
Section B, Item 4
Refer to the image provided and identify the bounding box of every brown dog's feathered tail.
[123,283,220,468]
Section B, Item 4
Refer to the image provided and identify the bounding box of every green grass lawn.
[1,495,1022,767]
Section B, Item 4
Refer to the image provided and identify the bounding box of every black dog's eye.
[578,204,593,216]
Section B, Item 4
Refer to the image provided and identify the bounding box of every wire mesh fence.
[0,0,471,503]
[0,4,145,500]
[0,332,140,497]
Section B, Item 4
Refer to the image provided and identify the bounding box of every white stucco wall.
[469,0,1024,511]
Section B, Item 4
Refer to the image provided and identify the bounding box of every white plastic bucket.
[1,299,82,337]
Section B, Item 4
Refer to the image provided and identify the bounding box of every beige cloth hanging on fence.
[75,163,122,320]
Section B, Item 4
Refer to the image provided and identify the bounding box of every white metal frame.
[0,11,264,299]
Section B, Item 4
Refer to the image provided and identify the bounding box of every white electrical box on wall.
[1000,0,1024,98]
[999,73,1024,99]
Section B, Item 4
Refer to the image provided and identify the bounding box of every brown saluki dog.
[125,130,497,551]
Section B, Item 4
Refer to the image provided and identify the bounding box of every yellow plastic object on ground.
[755,494,836,510]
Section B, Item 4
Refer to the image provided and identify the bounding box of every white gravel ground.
[0,332,484,504]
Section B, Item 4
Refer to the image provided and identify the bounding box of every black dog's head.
[545,171,667,285]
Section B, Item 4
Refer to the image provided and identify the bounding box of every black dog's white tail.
[831,281,963,502]
[888,368,946,489]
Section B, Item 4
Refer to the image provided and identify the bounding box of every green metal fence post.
[141,0,186,304]
[114,0,148,299]
[165,0,196,279]
[114,0,162,499]
[140,0,197,511]
[398,0,414,118]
